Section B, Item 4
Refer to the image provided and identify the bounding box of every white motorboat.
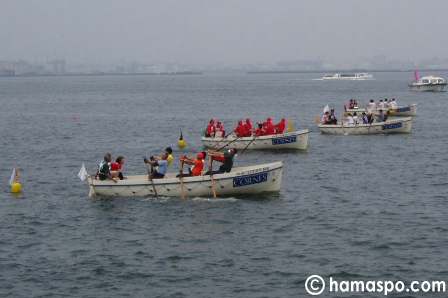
[346,104,417,116]
[202,130,309,150]
[323,73,374,80]
[409,75,446,92]
[318,118,412,135]
[83,162,283,197]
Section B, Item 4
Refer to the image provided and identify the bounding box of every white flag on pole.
[78,164,88,181]
[9,167,16,185]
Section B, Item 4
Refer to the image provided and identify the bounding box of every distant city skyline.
[1,1,448,67]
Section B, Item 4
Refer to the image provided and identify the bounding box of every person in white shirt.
[368,99,377,110]
[390,98,397,109]
[346,113,354,125]
[378,100,385,109]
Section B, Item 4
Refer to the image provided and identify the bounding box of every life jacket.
[215,126,225,138]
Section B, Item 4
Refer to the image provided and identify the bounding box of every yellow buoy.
[343,111,348,116]
[315,116,319,124]
[10,166,21,193]
[11,182,21,193]
[178,131,185,148]
[287,119,293,131]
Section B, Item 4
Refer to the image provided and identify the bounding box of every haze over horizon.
[1,0,446,66]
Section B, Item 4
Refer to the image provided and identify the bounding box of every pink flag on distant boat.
[414,70,419,81]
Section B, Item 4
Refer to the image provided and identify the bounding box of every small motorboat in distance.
[322,73,374,80]
[409,71,446,92]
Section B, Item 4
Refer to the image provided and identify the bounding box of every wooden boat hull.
[346,104,417,116]
[201,130,309,150]
[86,162,283,197]
[318,118,412,135]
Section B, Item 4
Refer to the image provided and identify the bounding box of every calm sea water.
[0,72,447,297]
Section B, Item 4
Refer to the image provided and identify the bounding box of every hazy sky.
[1,0,447,66]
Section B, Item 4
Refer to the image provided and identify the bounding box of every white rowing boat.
[83,162,283,197]
[346,104,417,116]
[201,130,309,150]
[318,118,412,135]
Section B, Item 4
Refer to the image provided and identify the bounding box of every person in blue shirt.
[146,152,168,179]
[361,112,369,124]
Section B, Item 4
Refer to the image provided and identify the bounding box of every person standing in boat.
[94,153,118,183]
[206,148,237,175]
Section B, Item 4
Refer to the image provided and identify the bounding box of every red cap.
[281,118,286,122]
[246,118,251,123]
[210,118,215,123]
[197,153,204,159]
[267,117,272,123]
[217,120,221,123]
[238,120,243,125]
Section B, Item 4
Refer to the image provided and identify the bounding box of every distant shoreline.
[246,69,448,74]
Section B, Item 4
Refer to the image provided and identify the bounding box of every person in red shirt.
[253,123,265,136]
[243,118,252,137]
[215,121,225,138]
[275,118,286,134]
[205,119,216,138]
[109,156,125,180]
[234,120,245,138]
[264,121,275,135]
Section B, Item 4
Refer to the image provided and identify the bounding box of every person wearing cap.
[234,120,245,138]
[243,118,252,137]
[275,118,286,134]
[186,152,206,176]
[206,149,237,175]
[215,121,225,138]
[264,120,275,135]
[205,119,216,138]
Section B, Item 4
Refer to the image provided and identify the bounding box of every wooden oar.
[209,129,236,151]
[209,155,217,198]
[179,157,185,199]
[240,132,261,154]
[216,135,241,151]
[145,160,158,197]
